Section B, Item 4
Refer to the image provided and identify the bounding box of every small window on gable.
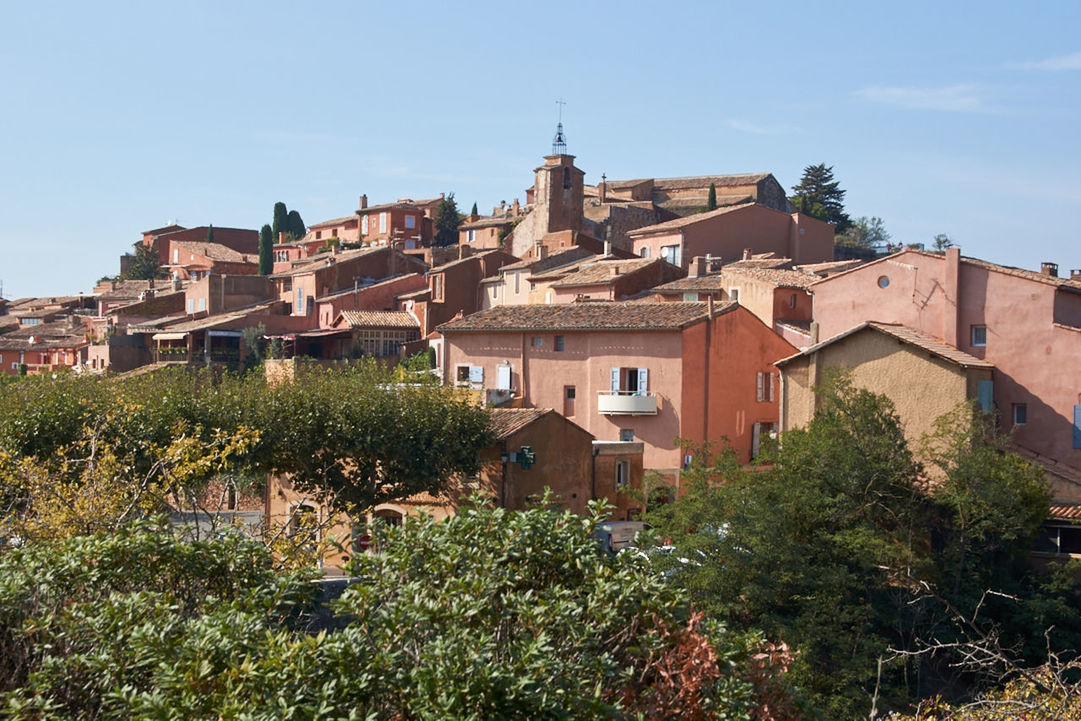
[971,325,987,347]
[555,335,564,351]
[563,166,571,190]
[615,459,630,487]
[1013,403,1027,426]
[729,287,740,302]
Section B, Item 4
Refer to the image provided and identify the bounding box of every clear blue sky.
[1,1,1079,300]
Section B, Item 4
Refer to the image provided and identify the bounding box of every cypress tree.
[287,210,305,240]
[706,183,717,211]
[470,202,478,216]
[258,224,273,275]
[433,193,460,247]
[272,202,289,240]
[206,224,214,244]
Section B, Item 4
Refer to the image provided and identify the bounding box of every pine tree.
[706,183,717,211]
[433,192,460,247]
[272,202,289,240]
[122,244,164,281]
[258,224,273,275]
[287,210,305,240]
[789,164,851,233]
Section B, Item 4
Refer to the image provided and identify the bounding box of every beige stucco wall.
[780,328,988,452]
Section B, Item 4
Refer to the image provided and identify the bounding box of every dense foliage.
[0,503,802,720]
[646,378,1077,719]
[258,223,273,274]
[121,243,166,281]
[0,364,492,539]
[433,192,460,246]
[789,163,851,233]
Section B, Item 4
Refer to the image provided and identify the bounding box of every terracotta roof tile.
[438,301,733,333]
[776,321,994,369]
[626,202,759,235]
[549,258,659,288]
[723,267,818,289]
[308,215,359,229]
[171,241,257,264]
[337,310,418,329]
[653,276,728,292]
[488,408,552,439]
[605,172,771,191]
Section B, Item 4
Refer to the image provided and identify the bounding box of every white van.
[594,521,650,554]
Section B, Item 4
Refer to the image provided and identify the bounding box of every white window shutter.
[496,365,511,391]
[637,368,648,396]
[768,372,776,402]
[611,367,620,392]
[756,372,765,402]
[469,365,484,384]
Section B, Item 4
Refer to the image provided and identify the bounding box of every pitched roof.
[315,273,423,302]
[336,310,419,329]
[652,275,728,292]
[459,215,518,230]
[170,241,258,264]
[723,266,818,289]
[605,172,772,191]
[438,301,734,333]
[430,249,509,273]
[269,246,390,278]
[488,408,553,439]
[501,248,596,273]
[625,202,760,236]
[0,319,88,350]
[548,258,660,288]
[793,259,865,276]
[308,215,360,229]
[775,321,994,369]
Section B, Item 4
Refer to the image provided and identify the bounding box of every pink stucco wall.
[811,249,1081,475]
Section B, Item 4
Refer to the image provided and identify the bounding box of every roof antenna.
[552,99,567,155]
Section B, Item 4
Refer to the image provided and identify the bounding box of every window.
[789,293,797,309]
[467,229,476,242]
[198,297,206,312]
[456,365,471,383]
[640,247,650,259]
[978,380,994,413]
[562,166,571,190]
[361,215,368,234]
[683,292,698,301]
[611,367,648,396]
[729,287,740,302]
[565,386,576,400]
[1074,405,1081,449]
[315,231,322,240]
[877,276,890,289]
[379,212,387,233]
[187,299,194,313]
[532,336,543,347]
[751,422,777,459]
[755,371,775,402]
[555,335,564,351]
[971,325,987,347]
[405,214,416,229]
[283,278,292,292]
[496,364,511,391]
[615,459,630,487]
[296,286,305,315]
[620,429,634,442]
[456,365,484,386]
[661,245,681,267]
[432,274,443,301]
[1013,403,1027,426]
[1035,522,1081,555]
[173,249,179,264]
[514,273,520,295]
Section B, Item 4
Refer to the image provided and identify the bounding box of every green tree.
[706,182,717,211]
[835,215,890,248]
[121,243,165,281]
[470,201,478,216]
[434,192,461,246]
[258,223,273,275]
[287,209,305,239]
[789,163,851,233]
[271,201,289,240]
[206,223,214,244]
[933,233,956,250]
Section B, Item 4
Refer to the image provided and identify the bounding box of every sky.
[1,1,1079,300]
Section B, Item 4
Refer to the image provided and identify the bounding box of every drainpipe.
[591,444,599,501]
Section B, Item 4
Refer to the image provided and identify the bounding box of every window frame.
[971,324,987,347]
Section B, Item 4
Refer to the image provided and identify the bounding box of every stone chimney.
[610,265,620,276]
[707,295,714,317]
[599,178,607,204]
[742,248,752,261]
[359,194,368,210]
[1071,269,1081,281]
[500,200,507,214]
[603,240,611,257]
[173,279,182,291]
[534,242,548,260]
[110,280,117,291]
[809,321,820,346]
[278,232,288,243]
[512,198,520,217]
[1041,262,1059,277]
[690,256,707,278]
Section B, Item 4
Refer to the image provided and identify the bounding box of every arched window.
[562,166,571,190]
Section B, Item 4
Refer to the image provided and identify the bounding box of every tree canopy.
[120,243,165,281]
[835,215,890,248]
[434,192,461,246]
[271,201,289,239]
[287,209,305,239]
[789,163,851,233]
[258,223,273,275]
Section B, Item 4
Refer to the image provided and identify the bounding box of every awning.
[207,330,244,338]
[152,332,188,341]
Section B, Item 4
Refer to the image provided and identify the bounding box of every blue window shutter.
[1074,405,1081,449]
[977,380,994,413]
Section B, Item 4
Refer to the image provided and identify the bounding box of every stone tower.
[533,153,584,236]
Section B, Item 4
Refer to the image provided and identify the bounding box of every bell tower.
[534,102,584,235]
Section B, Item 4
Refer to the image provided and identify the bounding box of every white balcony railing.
[597,390,658,415]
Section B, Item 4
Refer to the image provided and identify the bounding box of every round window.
[877,276,890,289]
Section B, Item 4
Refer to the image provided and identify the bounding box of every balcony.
[597,390,658,415]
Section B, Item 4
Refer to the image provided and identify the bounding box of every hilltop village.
[2,129,1080,564]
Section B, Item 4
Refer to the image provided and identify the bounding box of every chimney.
[742,248,752,261]
[536,243,548,260]
[690,256,707,278]
[599,178,607,204]
[603,240,611,257]
[512,198,520,216]
[707,295,714,317]
[1071,269,1081,281]
[809,321,820,345]
[278,231,287,243]
[148,278,154,289]
[1041,262,1059,277]
[359,194,368,210]
[110,280,117,291]
[458,244,473,260]
[173,279,182,291]
[610,265,620,276]
[500,200,507,213]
